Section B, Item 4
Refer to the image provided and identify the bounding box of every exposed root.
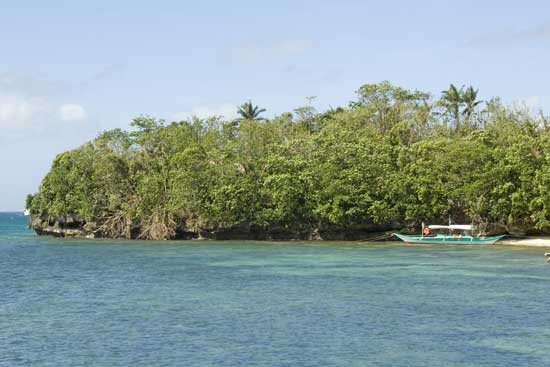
[137,210,177,240]
[98,212,132,239]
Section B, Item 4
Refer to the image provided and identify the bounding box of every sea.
[1,212,549,366]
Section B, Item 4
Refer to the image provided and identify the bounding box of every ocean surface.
[1,212,549,366]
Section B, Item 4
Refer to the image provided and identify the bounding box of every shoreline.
[24,214,550,247]
[497,237,550,248]
[28,230,550,248]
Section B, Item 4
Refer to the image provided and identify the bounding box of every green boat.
[394,224,505,245]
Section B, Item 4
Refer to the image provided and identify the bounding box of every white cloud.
[513,22,550,41]
[521,96,540,110]
[0,95,35,123]
[0,93,50,129]
[0,72,102,211]
[278,39,315,54]
[233,39,315,64]
[0,73,91,140]
[513,96,541,112]
[0,72,68,97]
[171,103,238,121]
[468,22,550,46]
[59,104,87,122]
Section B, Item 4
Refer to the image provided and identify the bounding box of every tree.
[27,81,550,239]
[462,86,483,125]
[440,84,464,131]
[236,100,267,121]
[353,81,431,136]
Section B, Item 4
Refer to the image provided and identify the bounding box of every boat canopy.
[428,224,472,230]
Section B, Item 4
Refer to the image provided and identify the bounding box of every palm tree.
[462,86,483,120]
[236,100,266,121]
[441,84,464,131]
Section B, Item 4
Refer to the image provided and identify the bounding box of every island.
[26,82,550,240]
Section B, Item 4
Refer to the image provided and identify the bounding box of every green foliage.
[25,194,34,211]
[439,84,484,131]
[27,82,550,238]
[236,100,266,121]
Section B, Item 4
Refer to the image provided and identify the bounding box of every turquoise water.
[1,213,549,366]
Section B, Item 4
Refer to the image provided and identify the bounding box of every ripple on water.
[1,213,549,366]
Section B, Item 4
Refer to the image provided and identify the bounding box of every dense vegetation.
[27,82,550,239]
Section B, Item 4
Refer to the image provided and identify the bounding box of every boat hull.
[393,233,505,245]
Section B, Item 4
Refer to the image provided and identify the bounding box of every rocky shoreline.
[28,214,397,241]
[29,214,550,247]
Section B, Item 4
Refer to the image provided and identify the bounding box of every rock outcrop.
[29,213,397,241]
[30,214,95,238]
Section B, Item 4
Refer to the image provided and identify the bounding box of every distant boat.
[23,209,30,216]
[394,224,505,245]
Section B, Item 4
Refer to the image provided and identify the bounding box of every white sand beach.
[498,237,550,247]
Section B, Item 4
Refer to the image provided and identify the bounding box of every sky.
[1,0,550,210]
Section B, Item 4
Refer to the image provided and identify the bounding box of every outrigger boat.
[394,224,505,245]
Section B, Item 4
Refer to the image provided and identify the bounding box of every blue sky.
[1,0,550,210]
